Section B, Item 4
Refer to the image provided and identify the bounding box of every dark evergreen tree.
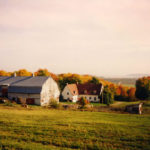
[135,77,150,100]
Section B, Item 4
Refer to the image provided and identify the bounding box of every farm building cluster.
[0,76,104,105]
[0,76,60,106]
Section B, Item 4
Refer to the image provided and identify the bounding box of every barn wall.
[8,93,41,105]
[40,78,60,106]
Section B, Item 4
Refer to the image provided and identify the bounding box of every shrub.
[3,101,14,107]
[49,98,60,109]
[77,97,89,108]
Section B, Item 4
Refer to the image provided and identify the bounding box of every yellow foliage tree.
[0,70,11,76]
[16,69,32,76]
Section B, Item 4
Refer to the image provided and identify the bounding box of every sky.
[0,0,150,77]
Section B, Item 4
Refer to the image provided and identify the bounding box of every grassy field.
[0,104,150,150]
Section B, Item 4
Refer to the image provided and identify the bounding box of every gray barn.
[0,76,60,106]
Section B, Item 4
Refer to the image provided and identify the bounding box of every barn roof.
[0,76,50,94]
[8,86,42,94]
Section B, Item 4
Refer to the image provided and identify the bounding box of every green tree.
[135,77,150,100]
[34,69,58,81]
[35,69,50,76]
[89,77,100,84]
[58,76,81,91]
[103,86,114,105]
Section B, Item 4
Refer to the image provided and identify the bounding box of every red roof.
[67,84,78,96]
[77,83,102,95]
[66,83,103,96]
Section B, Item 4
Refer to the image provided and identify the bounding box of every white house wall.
[79,95,99,102]
[62,86,73,100]
[62,86,78,102]
[72,95,78,102]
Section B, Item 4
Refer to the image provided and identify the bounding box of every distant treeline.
[103,78,136,87]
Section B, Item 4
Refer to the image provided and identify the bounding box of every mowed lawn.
[0,105,150,150]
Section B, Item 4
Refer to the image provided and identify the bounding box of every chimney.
[14,72,17,77]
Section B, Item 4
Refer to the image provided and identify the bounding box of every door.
[26,98,35,105]
[2,88,8,97]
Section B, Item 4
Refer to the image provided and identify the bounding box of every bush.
[49,98,60,109]
[77,97,89,108]
[3,101,14,107]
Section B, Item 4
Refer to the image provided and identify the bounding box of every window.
[89,97,91,100]
[94,97,97,101]
[67,92,69,95]
[93,90,97,94]
[84,90,87,94]
[73,91,76,94]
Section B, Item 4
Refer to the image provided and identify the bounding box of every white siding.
[40,77,60,106]
[79,95,99,102]
[72,95,78,103]
[62,86,78,102]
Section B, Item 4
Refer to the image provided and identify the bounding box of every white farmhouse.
[62,84,79,102]
[62,83,103,103]
[0,76,60,106]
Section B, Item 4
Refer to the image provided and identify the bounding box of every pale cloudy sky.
[0,0,150,76]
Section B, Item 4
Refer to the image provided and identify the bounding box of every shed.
[125,103,143,114]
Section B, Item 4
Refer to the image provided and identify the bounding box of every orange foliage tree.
[127,88,136,101]
[115,85,129,101]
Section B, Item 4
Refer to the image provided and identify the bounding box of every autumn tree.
[0,70,11,76]
[109,84,116,94]
[135,77,150,100]
[115,85,129,101]
[127,87,136,101]
[77,97,89,108]
[16,69,32,76]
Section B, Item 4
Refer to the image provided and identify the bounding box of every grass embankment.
[0,104,150,150]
